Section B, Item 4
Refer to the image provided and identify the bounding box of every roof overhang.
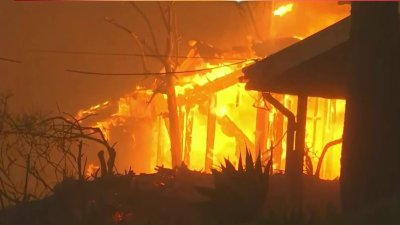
[243,17,351,99]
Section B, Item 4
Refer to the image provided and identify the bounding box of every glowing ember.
[273,3,294,17]
[112,211,124,222]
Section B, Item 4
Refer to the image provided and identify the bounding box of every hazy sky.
[0,0,349,114]
[0,1,265,113]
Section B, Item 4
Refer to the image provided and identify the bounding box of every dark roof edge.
[243,16,351,76]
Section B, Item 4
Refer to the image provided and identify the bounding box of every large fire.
[77,63,345,180]
[77,2,349,180]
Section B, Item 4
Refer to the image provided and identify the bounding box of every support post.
[273,95,284,169]
[295,95,308,174]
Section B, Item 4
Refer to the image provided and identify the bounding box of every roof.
[243,17,351,99]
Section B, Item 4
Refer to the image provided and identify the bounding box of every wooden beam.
[295,95,308,175]
[205,95,217,172]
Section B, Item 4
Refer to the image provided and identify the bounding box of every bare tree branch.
[105,17,162,65]
[0,57,21,64]
[0,95,117,207]
[129,2,161,54]
[157,2,170,33]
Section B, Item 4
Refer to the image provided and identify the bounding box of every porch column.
[295,95,308,174]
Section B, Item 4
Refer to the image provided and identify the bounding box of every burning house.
[3,3,400,225]
[77,50,257,174]
[75,3,351,180]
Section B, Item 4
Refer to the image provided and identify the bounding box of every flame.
[273,3,294,17]
[86,163,100,178]
[76,5,350,179]
[174,62,238,95]
[217,105,227,117]
[304,98,346,179]
[76,100,112,139]
[78,65,346,180]
[77,100,110,120]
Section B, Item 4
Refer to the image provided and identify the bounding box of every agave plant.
[196,151,271,225]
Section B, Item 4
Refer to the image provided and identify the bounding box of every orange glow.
[217,105,227,117]
[112,211,124,222]
[77,69,345,179]
[76,4,350,179]
[77,100,110,120]
[75,63,346,179]
[86,163,100,178]
[292,35,304,40]
[273,3,294,17]
[305,98,345,179]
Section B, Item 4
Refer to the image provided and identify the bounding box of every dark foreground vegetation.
[1,159,397,225]
[2,1,400,224]
[0,158,340,225]
[0,87,399,225]
[0,92,344,225]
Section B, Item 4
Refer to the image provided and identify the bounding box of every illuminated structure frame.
[243,17,351,176]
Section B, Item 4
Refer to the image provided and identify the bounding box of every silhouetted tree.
[106,2,183,168]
